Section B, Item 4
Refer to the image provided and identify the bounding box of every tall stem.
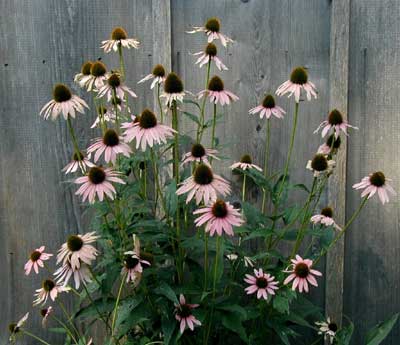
[210,103,217,149]
[261,119,271,213]
[56,299,80,338]
[203,233,209,291]
[111,273,126,340]
[197,60,211,143]
[117,45,125,80]
[112,88,120,132]
[21,331,51,345]
[82,283,111,332]
[157,83,164,124]
[242,174,247,203]
[66,117,81,162]
[52,315,79,344]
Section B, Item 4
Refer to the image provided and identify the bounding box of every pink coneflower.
[181,143,219,166]
[352,171,396,205]
[315,317,338,344]
[33,279,70,306]
[187,17,233,47]
[91,106,117,128]
[193,199,244,236]
[230,154,262,172]
[8,313,29,341]
[249,94,285,120]
[174,294,201,334]
[40,84,89,121]
[160,72,186,107]
[276,67,317,103]
[101,27,140,53]
[122,109,176,151]
[40,307,53,328]
[317,134,341,155]
[97,73,137,101]
[121,235,150,285]
[306,154,335,177]
[80,61,109,92]
[57,232,99,270]
[191,43,228,71]
[176,163,231,205]
[54,261,92,289]
[74,61,93,87]
[310,207,341,230]
[283,255,322,293]
[75,166,125,203]
[198,76,239,106]
[87,129,132,164]
[24,246,53,275]
[62,151,95,174]
[138,64,166,89]
[314,109,358,138]
[244,268,279,300]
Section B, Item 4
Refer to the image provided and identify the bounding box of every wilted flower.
[87,129,132,164]
[75,166,125,203]
[192,43,228,71]
[187,17,233,47]
[317,134,341,155]
[249,94,285,120]
[181,143,219,166]
[62,151,95,174]
[226,254,255,267]
[314,109,358,138]
[230,154,262,172]
[283,255,322,293]
[138,64,166,89]
[122,110,176,151]
[315,317,338,344]
[54,261,92,289]
[97,73,137,101]
[91,106,117,128]
[244,268,279,300]
[33,279,70,306]
[9,312,29,341]
[310,207,341,230]
[198,76,239,106]
[174,294,201,334]
[193,199,244,236]
[352,171,396,205]
[101,27,140,53]
[24,246,53,275]
[306,154,335,177]
[176,163,231,205]
[40,84,89,121]
[57,232,99,270]
[276,67,317,103]
[40,307,53,328]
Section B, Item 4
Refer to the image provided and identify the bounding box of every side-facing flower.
[160,72,186,107]
[317,134,341,155]
[230,154,262,172]
[352,171,396,205]
[33,279,70,306]
[91,106,117,128]
[314,109,358,138]
[57,232,99,270]
[81,61,109,92]
[101,27,140,53]
[122,109,176,151]
[24,246,53,275]
[310,207,341,230]
[192,43,228,71]
[40,307,53,328]
[193,199,244,236]
[249,94,285,120]
[187,17,233,47]
[62,151,95,174]
[176,163,231,205]
[181,143,219,166]
[306,154,335,177]
[276,67,317,103]
[315,317,338,344]
[9,312,29,341]
[198,75,239,106]
[87,129,132,164]
[175,294,201,334]
[75,166,125,203]
[227,254,255,267]
[283,255,322,293]
[54,261,92,289]
[74,61,93,87]
[244,268,279,300]
[138,64,166,89]
[97,73,137,101]
[40,84,89,120]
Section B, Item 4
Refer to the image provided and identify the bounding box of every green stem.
[150,148,167,215]
[82,283,111,332]
[118,45,125,80]
[203,233,209,291]
[314,197,368,265]
[197,60,211,143]
[242,174,247,203]
[210,103,217,152]
[56,299,81,338]
[112,88,121,132]
[111,273,127,340]
[212,237,221,299]
[157,83,164,124]
[66,117,81,162]
[52,315,79,345]
[261,119,271,213]
[21,330,51,345]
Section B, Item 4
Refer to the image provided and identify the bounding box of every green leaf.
[182,111,200,125]
[273,295,290,314]
[162,315,177,345]
[154,282,179,304]
[335,321,354,345]
[115,296,143,328]
[366,313,399,345]
[221,312,248,343]
[183,99,201,110]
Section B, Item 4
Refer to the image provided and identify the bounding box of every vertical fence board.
[345,1,400,344]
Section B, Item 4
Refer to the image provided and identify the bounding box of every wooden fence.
[0,0,399,344]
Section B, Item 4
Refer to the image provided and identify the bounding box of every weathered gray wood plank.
[345,1,400,344]
[325,0,351,330]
